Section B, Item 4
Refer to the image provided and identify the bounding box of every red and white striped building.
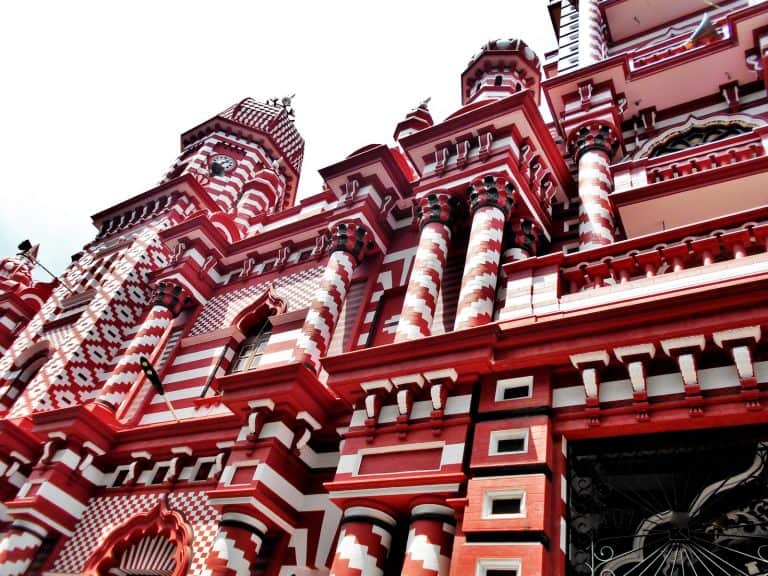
[1,1,768,574]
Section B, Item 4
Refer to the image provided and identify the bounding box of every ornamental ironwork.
[568,428,768,575]
[648,123,752,158]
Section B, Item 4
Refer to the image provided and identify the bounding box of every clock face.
[210,154,235,173]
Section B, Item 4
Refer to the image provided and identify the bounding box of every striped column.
[401,504,455,576]
[568,124,620,251]
[395,193,457,341]
[95,281,190,410]
[294,222,372,371]
[0,522,45,576]
[454,175,515,330]
[202,513,266,576]
[578,0,606,67]
[330,507,396,576]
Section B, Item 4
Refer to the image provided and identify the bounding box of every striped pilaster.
[294,222,372,370]
[401,504,455,576]
[201,514,266,576]
[577,0,606,67]
[455,175,514,330]
[568,124,620,251]
[95,281,190,410]
[330,507,396,576]
[0,523,45,576]
[395,193,457,341]
[233,170,282,232]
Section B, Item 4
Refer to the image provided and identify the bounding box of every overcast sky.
[0,1,556,278]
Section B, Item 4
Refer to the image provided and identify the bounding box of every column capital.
[151,281,192,316]
[467,174,515,218]
[508,218,545,258]
[415,192,459,230]
[328,221,374,265]
[567,122,621,161]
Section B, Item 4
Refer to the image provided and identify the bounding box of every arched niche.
[82,503,192,576]
[634,114,765,159]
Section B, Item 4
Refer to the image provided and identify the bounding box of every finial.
[268,94,296,117]
[417,97,431,111]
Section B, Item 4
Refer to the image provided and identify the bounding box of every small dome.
[460,37,542,106]
[0,255,33,293]
[467,38,540,70]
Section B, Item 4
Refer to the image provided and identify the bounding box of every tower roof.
[180,98,305,208]
[217,98,305,175]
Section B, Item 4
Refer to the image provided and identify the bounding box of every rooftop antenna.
[17,240,75,294]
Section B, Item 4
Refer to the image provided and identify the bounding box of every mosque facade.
[1,1,768,574]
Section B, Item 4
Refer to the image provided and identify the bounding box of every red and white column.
[401,503,455,576]
[395,193,457,341]
[202,513,266,576]
[454,174,515,330]
[295,222,372,371]
[330,506,396,576]
[95,281,189,410]
[568,123,620,251]
[0,522,46,576]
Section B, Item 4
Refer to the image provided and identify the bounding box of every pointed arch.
[82,503,192,576]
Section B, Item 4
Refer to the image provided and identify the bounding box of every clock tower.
[160,97,305,235]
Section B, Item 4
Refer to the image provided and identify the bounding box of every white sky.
[0,1,556,278]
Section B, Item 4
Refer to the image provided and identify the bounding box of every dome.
[460,37,542,106]
[467,38,540,70]
[0,255,33,293]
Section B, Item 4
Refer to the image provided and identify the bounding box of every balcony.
[612,125,768,237]
[499,207,768,320]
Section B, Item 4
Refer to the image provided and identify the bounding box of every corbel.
[167,446,194,484]
[614,343,656,421]
[293,411,322,454]
[578,81,594,110]
[571,351,610,426]
[424,368,458,436]
[720,81,741,112]
[126,451,152,486]
[360,379,393,442]
[39,432,67,467]
[638,107,657,137]
[456,140,470,168]
[434,147,450,174]
[391,374,426,438]
[661,335,706,416]
[478,132,493,161]
[246,399,276,443]
[713,326,762,410]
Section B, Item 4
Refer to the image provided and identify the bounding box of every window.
[483,490,526,519]
[489,429,529,455]
[494,376,533,402]
[230,321,272,373]
[476,559,521,576]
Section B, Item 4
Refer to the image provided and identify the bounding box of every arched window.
[648,123,752,158]
[229,320,272,373]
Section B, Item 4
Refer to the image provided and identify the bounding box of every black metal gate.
[568,428,768,575]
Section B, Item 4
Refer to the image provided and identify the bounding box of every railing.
[613,128,768,193]
[561,219,768,294]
